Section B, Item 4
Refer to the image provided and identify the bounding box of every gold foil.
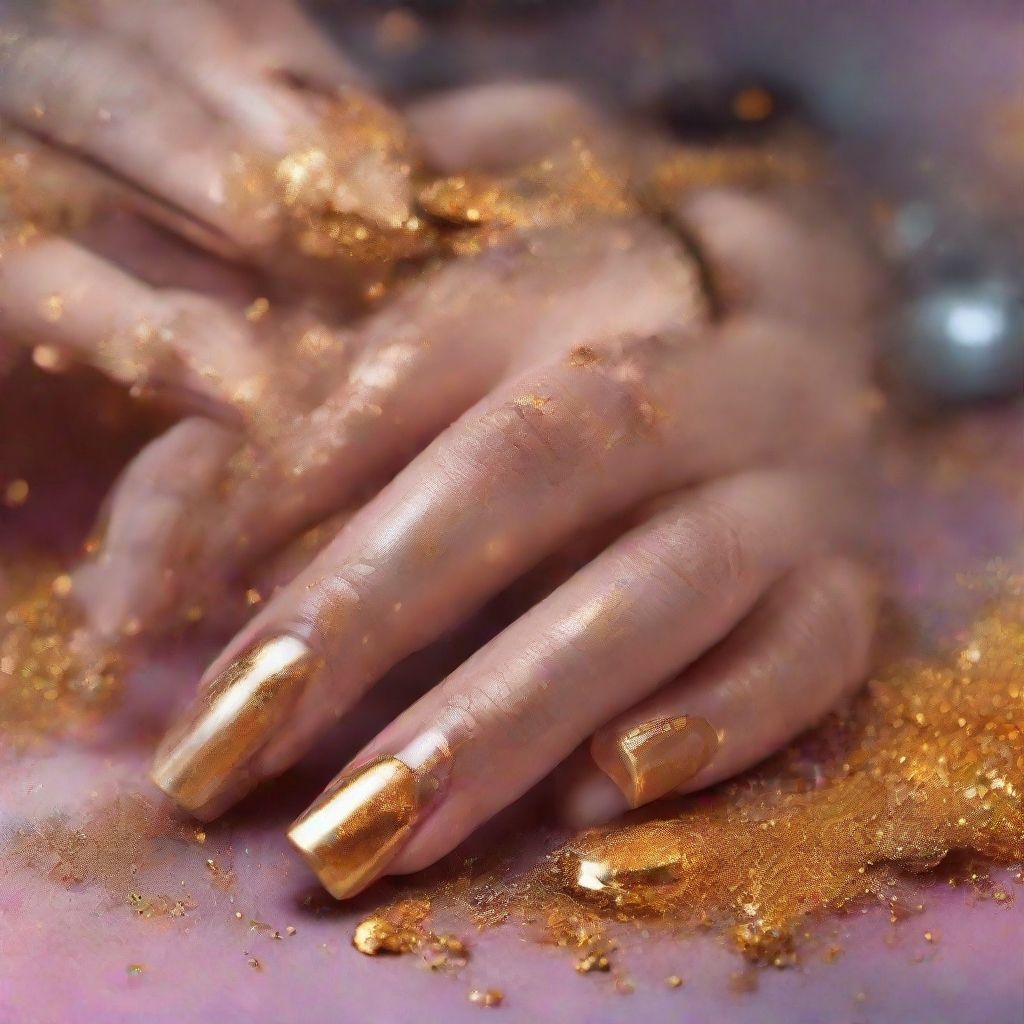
[591,714,720,806]
[151,635,320,819]
[288,755,423,899]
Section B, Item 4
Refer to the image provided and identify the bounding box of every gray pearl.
[896,278,1024,405]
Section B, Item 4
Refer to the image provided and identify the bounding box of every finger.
[0,234,268,419]
[0,24,268,250]
[71,418,239,645]
[561,556,878,827]
[89,0,319,153]
[407,80,607,172]
[676,188,879,332]
[149,309,858,821]
[215,0,365,91]
[286,470,849,896]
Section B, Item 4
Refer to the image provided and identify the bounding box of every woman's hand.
[143,169,882,897]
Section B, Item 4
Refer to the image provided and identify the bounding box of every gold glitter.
[245,297,270,322]
[352,902,429,956]
[4,479,29,507]
[0,568,121,745]
[126,964,145,977]
[666,975,683,988]
[50,574,73,597]
[575,950,612,973]
[31,345,69,373]
[468,989,503,1007]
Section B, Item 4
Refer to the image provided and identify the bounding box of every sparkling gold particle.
[4,479,29,507]
[245,588,263,606]
[245,955,262,971]
[514,393,550,411]
[50,575,72,598]
[245,297,270,322]
[575,951,611,974]
[352,915,419,956]
[41,294,64,322]
[733,87,775,121]
[32,345,69,372]
[0,564,122,744]
[126,964,145,977]
[468,989,503,1008]
[666,975,684,988]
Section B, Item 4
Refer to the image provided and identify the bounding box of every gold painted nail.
[151,634,320,819]
[289,733,451,900]
[591,714,720,807]
[288,756,423,899]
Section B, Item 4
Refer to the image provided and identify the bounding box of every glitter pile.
[0,569,121,749]
[362,583,1024,967]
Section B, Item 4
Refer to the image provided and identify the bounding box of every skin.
[0,0,881,888]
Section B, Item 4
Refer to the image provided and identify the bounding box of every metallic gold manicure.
[288,735,450,899]
[151,634,320,819]
[591,714,720,808]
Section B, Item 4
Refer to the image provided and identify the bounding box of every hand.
[0,0,409,406]
[136,95,882,898]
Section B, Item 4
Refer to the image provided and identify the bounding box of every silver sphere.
[897,278,1024,404]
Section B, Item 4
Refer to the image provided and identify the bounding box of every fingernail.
[288,733,449,900]
[591,714,720,808]
[151,634,321,819]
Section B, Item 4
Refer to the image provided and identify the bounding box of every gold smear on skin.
[0,567,121,748]
[150,635,321,819]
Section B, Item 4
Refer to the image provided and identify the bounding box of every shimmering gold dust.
[0,568,121,747]
[352,899,470,972]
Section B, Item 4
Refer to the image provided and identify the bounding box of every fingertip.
[556,769,630,830]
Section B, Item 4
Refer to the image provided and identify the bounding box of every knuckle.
[642,499,751,600]
[450,378,594,490]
